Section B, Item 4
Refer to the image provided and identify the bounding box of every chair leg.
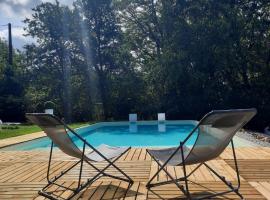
[146,149,173,188]
[46,141,53,182]
[105,147,134,183]
[85,147,134,184]
[77,142,86,189]
[200,140,243,199]
[39,146,133,200]
[39,142,83,200]
[146,163,203,188]
[146,140,244,200]
[231,139,243,198]
[146,146,182,188]
[180,142,191,199]
[146,149,187,196]
[42,141,81,191]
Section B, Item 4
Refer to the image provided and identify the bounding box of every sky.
[0,0,74,50]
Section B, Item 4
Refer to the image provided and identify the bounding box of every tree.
[74,0,125,119]
[116,0,270,128]
[0,38,25,122]
[19,0,270,130]
[24,1,76,122]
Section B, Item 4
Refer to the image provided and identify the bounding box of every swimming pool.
[2,120,258,151]
[3,121,200,150]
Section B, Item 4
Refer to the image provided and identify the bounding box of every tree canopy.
[0,38,25,122]
[0,0,269,130]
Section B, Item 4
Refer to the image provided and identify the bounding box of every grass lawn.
[0,122,93,140]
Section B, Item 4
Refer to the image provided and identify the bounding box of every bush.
[44,101,55,109]
[1,125,19,130]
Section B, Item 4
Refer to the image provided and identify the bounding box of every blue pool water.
[3,121,199,151]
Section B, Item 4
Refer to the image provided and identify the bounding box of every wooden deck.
[0,147,270,199]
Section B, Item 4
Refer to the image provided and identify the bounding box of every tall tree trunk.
[97,71,109,119]
[85,68,93,120]
[62,55,72,123]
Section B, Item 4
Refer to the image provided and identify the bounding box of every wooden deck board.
[221,147,270,160]
[0,147,270,199]
[147,181,265,199]
[250,182,270,200]
[149,159,242,183]
[225,160,270,181]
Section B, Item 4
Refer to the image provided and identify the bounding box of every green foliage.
[0,39,8,79]
[44,101,55,109]
[0,0,269,130]
[23,2,76,122]
[1,126,19,130]
[117,0,270,129]
[23,0,144,122]
[0,39,25,122]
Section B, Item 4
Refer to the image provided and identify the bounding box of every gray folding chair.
[146,108,257,199]
[26,113,133,200]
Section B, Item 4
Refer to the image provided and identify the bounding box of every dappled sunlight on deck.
[0,147,269,199]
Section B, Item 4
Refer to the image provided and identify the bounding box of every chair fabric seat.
[147,146,191,166]
[86,144,129,162]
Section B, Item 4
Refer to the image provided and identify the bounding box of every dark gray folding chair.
[26,113,133,200]
[146,108,257,199]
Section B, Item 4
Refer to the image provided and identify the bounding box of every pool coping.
[0,120,259,149]
[0,131,46,149]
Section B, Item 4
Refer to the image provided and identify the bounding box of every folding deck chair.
[146,108,257,199]
[26,113,133,200]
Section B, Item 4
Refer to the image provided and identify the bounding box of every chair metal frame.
[146,140,242,199]
[27,114,133,200]
[145,110,255,200]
